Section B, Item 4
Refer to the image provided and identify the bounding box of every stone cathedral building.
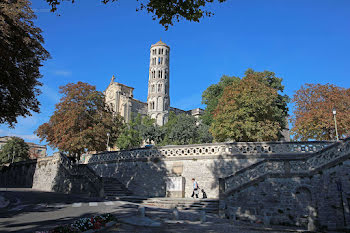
[104,40,203,126]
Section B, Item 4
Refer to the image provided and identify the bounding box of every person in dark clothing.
[201,189,207,199]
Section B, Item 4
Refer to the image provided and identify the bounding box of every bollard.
[138,206,145,217]
[200,210,206,223]
[173,207,179,220]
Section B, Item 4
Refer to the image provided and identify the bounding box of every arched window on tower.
[152,85,155,92]
[158,57,161,65]
[165,49,168,55]
[164,70,167,79]
[164,99,168,110]
[158,70,161,78]
[165,84,167,94]
[158,84,162,92]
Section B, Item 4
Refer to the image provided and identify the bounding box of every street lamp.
[332,108,339,141]
[106,132,110,151]
[11,150,15,163]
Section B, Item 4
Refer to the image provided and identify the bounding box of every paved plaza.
[0,188,310,233]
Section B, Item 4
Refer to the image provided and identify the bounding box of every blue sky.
[1,0,350,155]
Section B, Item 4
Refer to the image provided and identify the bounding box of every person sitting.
[201,189,207,199]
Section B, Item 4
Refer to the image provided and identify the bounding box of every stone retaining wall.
[222,138,350,231]
[85,141,331,198]
[0,153,103,197]
[0,160,37,188]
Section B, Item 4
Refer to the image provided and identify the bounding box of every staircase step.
[102,177,133,199]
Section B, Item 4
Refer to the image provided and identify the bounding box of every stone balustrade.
[222,138,350,196]
[82,141,331,164]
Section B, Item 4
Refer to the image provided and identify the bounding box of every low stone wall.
[0,160,37,188]
[1,153,103,197]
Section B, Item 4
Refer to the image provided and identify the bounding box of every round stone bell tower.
[147,40,170,126]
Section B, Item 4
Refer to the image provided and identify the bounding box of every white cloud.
[53,70,72,77]
[0,129,39,142]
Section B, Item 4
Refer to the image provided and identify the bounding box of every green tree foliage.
[45,0,227,30]
[168,114,199,145]
[202,69,289,129]
[116,114,143,150]
[116,114,164,150]
[201,75,240,125]
[197,123,213,143]
[139,115,164,145]
[36,82,123,159]
[116,125,142,150]
[118,112,213,149]
[210,75,287,142]
[0,0,50,127]
[0,137,29,164]
[291,83,350,140]
[159,112,213,146]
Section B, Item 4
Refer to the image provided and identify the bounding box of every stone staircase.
[117,196,219,213]
[102,177,133,199]
[142,198,219,213]
[221,138,350,197]
[101,177,219,213]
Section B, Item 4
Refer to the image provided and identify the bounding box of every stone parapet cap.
[82,141,332,164]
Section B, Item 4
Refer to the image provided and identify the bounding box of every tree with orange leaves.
[291,83,350,141]
[36,82,123,160]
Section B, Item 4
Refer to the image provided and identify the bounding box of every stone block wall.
[0,160,37,188]
[86,141,330,199]
[1,153,103,197]
[32,156,60,191]
[224,161,350,231]
[89,156,268,198]
[222,139,350,231]
[90,160,167,197]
